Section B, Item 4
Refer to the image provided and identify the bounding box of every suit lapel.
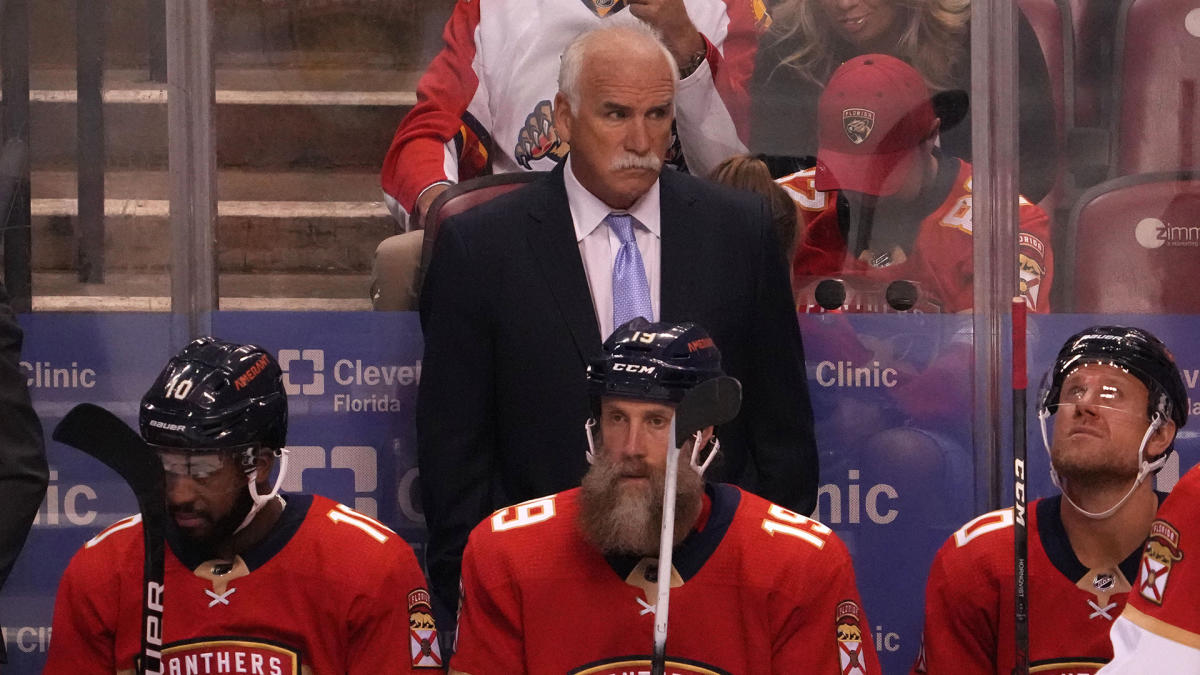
[660,170,703,321]
[527,168,604,363]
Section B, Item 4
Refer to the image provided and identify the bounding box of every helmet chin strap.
[1040,411,1165,520]
[234,448,290,535]
[584,418,720,476]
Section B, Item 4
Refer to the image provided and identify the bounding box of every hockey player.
[778,54,1053,313]
[1099,461,1200,672]
[449,318,876,674]
[912,325,1189,674]
[46,338,444,672]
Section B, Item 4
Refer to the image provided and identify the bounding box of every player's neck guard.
[234,447,290,535]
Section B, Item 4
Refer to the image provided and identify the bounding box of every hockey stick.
[1012,298,1030,675]
[53,403,165,675]
[652,376,742,675]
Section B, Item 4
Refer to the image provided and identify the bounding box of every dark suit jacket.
[417,163,817,620]
[0,282,47,664]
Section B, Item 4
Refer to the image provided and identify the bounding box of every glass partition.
[2,0,1198,672]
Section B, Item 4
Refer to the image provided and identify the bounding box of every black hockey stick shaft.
[1012,299,1030,675]
[651,376,743,675]
[53,403,166,675]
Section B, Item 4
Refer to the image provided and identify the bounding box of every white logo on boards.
[278,349,326,396]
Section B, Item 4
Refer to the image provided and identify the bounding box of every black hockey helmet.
[588,318,725,407]
[140,337,288,452]
[1038,325,1188,432]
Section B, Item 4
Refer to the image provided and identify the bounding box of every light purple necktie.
[607,212,654,332]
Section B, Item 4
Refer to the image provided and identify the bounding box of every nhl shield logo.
[842,108,876,145]
[1139,520,1183,606]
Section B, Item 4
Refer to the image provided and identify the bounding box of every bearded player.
[912,326,1188,674]
[46,337,443,672]
[1099,459,1200,672]
[778,54,1053,313]
[449,318,876,674]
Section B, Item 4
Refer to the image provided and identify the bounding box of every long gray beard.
[578,450,704,556]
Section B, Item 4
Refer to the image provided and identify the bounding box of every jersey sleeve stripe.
[85,513,142,548]
[1123,604,1200,650]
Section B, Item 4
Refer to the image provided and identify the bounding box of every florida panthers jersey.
[46,494,443,673]
[451,483,878,674]
[380,0,767,218]
[1102,465,1200,673]
[779,158,1053,313]
[913,496,1147,675]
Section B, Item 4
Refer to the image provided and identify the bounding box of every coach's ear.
[554,91,574,145]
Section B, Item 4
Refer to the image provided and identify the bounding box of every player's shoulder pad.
[479,492,565,537]
[742,490,848,560]
[948,507,1015,551]
[84,513,144,551]
[311,496,402,547]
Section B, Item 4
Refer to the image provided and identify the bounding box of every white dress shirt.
[564,156,662,338]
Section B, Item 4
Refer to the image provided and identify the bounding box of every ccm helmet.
[141,337,288,453]
[587,318,725,407]
[585,318,734,474]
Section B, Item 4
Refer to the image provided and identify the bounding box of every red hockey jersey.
[380,0,768,218]
[1102,464,1200,672]
[913,496,1146,675]
[451,483,878,675]
[779,159,1053,313]
[46,494,443,673]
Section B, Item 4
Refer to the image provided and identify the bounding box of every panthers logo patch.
[515,100,569,170]
[837,600,869,674]
[842,108,875,145]
[408,588,444,668]
[1139,519,1183,606]
[149,637,303,674]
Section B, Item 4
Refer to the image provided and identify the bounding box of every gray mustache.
[610,153,662,171]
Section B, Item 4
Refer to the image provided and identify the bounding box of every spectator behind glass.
[709,154,799,261]
[749,0,1056,203]
[779,54,1054,314]
[381,0,773,231]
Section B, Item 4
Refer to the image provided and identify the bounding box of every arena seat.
[1068,0,1118,129]
[369,172,542,310]
[417,172,545,296]
[1111,0,1200,176]
[1066,171,1200,312]
[1018,0,1072,159]
[1018,0,1073,311]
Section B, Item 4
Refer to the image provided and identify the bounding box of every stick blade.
[675,376,742,440]
[52,403,164,504]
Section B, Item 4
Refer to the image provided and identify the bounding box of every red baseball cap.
[814,54,937,196]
